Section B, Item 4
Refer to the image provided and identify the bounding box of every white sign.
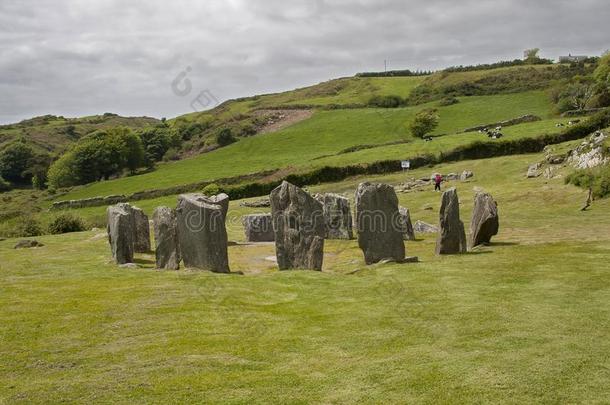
[401,160,410,169]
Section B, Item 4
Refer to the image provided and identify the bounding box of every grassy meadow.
[2,150,609,403]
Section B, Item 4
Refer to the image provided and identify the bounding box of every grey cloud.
[0,0,609,123]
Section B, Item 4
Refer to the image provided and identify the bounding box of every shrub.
[216,128,236,146]
[48,213,87,235]
[201,183,221,196]
[19,217,42,237]
[566,165,610,199]
[0,175,11,192]
[410,109,439,138]
[367,95,404,108]
[162,147,180,161]
[438,96,459,106]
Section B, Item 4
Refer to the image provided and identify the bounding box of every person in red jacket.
[434,173,442,192]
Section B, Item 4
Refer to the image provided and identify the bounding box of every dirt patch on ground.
[255,109,313,134]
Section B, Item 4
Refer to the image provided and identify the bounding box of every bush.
[201,183,221,196]
[438,96,459,106]
[216,128,236,146]
[19,217,42,237]
[0,175,11,192]
[48,213,87,235]
[367,95,404,108]
[566,165,610,199]
[410,109,439,138]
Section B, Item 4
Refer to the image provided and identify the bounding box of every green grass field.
[2,150,610,403]
[60,91,556,201]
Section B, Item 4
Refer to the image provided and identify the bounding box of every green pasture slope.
[2,150,610,402]
[60,90,556,200]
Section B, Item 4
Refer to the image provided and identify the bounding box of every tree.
[0,141,34,183]
[524,48,540,62]
[48,127,146,188]
[216,128,236,146]
[594,51,610,86]
[567,76,596,110]
[0,175,11,192]
[409,109,439,139]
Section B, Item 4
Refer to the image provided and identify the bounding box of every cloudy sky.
[0,0,608,124]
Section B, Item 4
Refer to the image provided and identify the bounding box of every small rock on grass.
[14,240,44,249]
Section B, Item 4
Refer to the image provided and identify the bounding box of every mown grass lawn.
[60,91,554,201]
[2,152,609,403]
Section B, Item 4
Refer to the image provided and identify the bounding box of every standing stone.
[132,206,151,253]
[270,181,325,271]
[355,182,405,264]
[435,187,467,255]
[460,170,474,181]
[316,193,353,240]
[153,206,180,270]
[176,194,230,273]
[107,204,135,264]
[413,220,438,234]
[469,192,499,248]
[243,213,275,242]
[202,193,230,220]
[398,206,415,241]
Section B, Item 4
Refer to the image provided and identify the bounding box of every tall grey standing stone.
[469,192,499,248]
[176,194,230,273]
[132,206,151,253]
[435,187,467,255]
[153,206,180,270]
[316,193,353,240]
[355,182,405,264]
[243,213,275,242]
[202,193,230,220]
[107,204,135,264]
[399,206,415,241]
[270,181,325,271]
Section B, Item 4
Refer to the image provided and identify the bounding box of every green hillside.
[60,90,555,200]
[0,114,160,155]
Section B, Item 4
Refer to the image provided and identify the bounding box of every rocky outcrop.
[460,170,474,181]
[270,181,325,270]
[316,193,353,240]
[14,240,44,249]
[469,192,499,248]
[567,131,609,169]
[176,194,230,273]
[240,199,271,208]
[413,220,438,234]
[355,182,405,264]
[527,163,541,178]
[51,195,127,210]
[435,187,467,255]
[153,206,180,270]
[243,213,275,242]
[107,204,135,264]
[398,207,415,241]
